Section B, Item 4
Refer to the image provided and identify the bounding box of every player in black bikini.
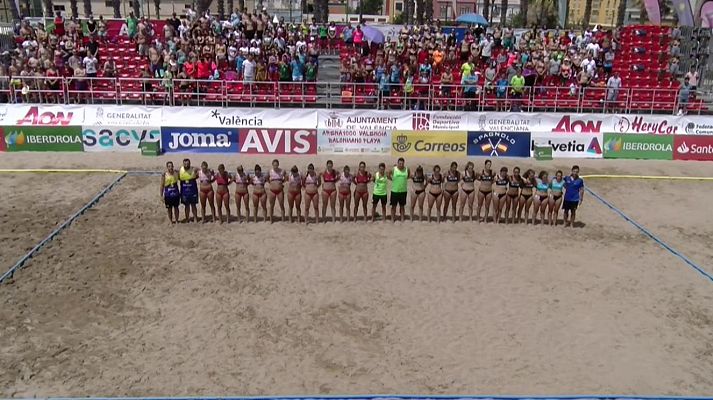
[410,165,427,222]
[492,166,509,224]
[506,167,522,224]
[460,161,476,221]
[476,159,495,223]
[427,165,444,223]
[443,162,460,223]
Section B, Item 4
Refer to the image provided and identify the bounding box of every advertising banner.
[673,135,713,161]
[468,113,543,132]
[391,131,467,157]
[239,129,317,154]
[538,114,610,134]
[83,106,162,127]
[2,105,85,126]
[2,126,83,152]
[0,127,6,152]
[530,132,603,158]
[603,133,673,160]
[162,107,317,128]
[411,111,469,130]
[467,131,531,157]
[610,115,680,135]
[161,127,239,153]
[83,126,161,152]
[316,110,409,154]
[680,117,713,135]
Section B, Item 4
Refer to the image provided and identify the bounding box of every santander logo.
[677,142,690,154]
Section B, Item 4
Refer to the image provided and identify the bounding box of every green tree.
[43,0,54,17]
[83,0,92,16]
[582,0,592,27]
[501,0,509,25]
[313,0,328,22]
[616,0,626,25]
[356,0,382,14]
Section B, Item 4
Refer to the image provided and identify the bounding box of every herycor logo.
[168,130,233,149]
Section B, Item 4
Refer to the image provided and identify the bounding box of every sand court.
[1,157,713,397]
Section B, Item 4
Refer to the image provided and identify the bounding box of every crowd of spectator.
[0,9,700,112]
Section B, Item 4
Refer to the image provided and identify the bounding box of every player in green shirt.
[371,163,388,222]
[388,157,410,222]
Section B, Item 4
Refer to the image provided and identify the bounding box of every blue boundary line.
[586,187,713,284]
[13,395,713,400]
[0,172,128,285]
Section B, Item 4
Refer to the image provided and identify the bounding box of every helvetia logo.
[393,134,412,152]
[587,137,602,154]
[677,142,690,154]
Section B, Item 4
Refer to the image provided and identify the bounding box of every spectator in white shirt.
[606,72,621,106]
[83,54,98,78]
[242,54,256,83]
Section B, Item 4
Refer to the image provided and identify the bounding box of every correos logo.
[393,134,465,153]
[168,131,232,149]
[392,134,412,152]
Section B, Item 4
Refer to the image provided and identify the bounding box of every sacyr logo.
[392,134,412,152]
[677,142,690,154]
[604,136,623,152]
[587,137,602,154]
[412,113,431,130]
[4,130,26,148]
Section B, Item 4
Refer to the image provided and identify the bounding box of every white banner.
[83,106,162,127]
[2,105,85,126]
[161,107,317,128]
[679,116,713,135]
[467,112,543,132]
[82,126,161,152]
[535,113,611,135]
[316,110,408,154]
[608,114,681,134]
[531,132,604,158]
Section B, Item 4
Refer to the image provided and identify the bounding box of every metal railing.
[0,76,707,115]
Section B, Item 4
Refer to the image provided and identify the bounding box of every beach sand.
[0,153,712,397]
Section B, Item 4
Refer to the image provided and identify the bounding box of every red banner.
[673,135,713,161]
[0,127,6,152]
[238,129,317,154]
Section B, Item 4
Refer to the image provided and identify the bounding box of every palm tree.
[9,0,19,19]
[154,0,161,18]
[415,0,424,23]
[83,0,92,16]
[227,0,233,16]
[501,0,509,24]
[616,0,626,25]
[519,0,528,26]
[424,0,432,21]
[217,0,224,19]
[69,0,78,17]
[43,0,53,17]
[483,0,490,21]
[112,0,121,17]
[313,0,328,22]
[132,0,141,17]
[582,0,592,27]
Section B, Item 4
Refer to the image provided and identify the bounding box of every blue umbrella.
[455,13,489,26]
[360,25,386,44]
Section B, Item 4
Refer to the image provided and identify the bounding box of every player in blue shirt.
[563,165,584,227]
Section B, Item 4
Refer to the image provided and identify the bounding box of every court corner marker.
[587,187,713,284]
[0,173,128,285]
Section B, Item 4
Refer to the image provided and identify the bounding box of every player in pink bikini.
[287,166,303,223]
[303,163,321,224]
[353,161,371,222]
[251,165,268,223]
[214,164,231,223]
[337,165,353,222]
[198,161,216,223]
[320,160,338,223]
[267,159,287,223]
[234,165,250,223]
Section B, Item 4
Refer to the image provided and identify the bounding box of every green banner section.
[3,126,83,152]
[603,133,673,160]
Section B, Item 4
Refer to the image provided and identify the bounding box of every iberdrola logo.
[4,130,26,149]
[604,136,623,152]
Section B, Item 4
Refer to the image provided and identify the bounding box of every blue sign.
[467,131,531,157]
[160,127,239,153]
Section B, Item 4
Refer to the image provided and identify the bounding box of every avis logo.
[604,136,623,152]
[17,106,74,126]
[412,113,431,130]
[552,116,601,133]
[677,142,690,154]
[393,134,412,152]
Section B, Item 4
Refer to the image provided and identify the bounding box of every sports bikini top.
[463,171,475,183]
[413,175,425,183]
[323,170,337,183]
[289,173,302,185]
[523,180,534,189]
[446,172,460,182]
[536,179,549,191]
[198,169,212,184]
[551,178,565,191]
[252,174,265,185]
[430,174,442,185]
[480,170,494,182]
[234,173,247,185]
[355,172,370,184]
[269,169,283,182]
[496,176,509,186]
[339,174,353,185]
[305,173,319,185]
[510,177,521,188]
[215,172,230,186]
